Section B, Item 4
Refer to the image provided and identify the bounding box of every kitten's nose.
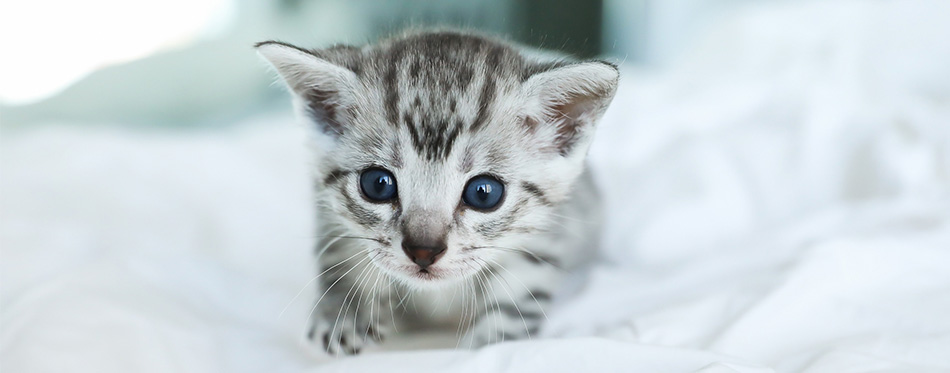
[402,238,447,269]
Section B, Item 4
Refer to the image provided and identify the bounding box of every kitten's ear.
[522,61,619,156]
[255,41,360,137]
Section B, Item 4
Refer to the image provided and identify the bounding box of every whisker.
[468,277,478,346]
[315,234,388,244]
[387,277,399,334]
[547,212,597,225]
[475,261,504,345]
[331,254,377,350]
[313,234,344,263]
[444,280,461,320]
[280,249,364,319]
[355,266,381,345]
[470,245,564,271]
[472,269,493,348]
[484,264,505,345]
[486,259,550,322]
[349,263,373,345]
[395,286,413,310]
[364,270,383,342]
[479,258,532,340]
[454,281,467,349]
[306,253,371,326]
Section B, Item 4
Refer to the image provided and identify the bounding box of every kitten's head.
[257,31,617,288]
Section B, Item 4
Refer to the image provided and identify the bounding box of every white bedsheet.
[3,1,949,372]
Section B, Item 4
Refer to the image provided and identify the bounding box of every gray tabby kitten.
[256,30,617,355]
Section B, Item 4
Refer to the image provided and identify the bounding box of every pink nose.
[402,241,446,269]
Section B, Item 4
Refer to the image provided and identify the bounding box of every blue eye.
[463,175,505,210]
[360,168,397,202]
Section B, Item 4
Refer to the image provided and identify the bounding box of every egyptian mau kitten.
[256,30,618,355]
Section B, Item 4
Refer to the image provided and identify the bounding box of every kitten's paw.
[461,321,497,349]
[307,314,389,356]
[461,311,537,349]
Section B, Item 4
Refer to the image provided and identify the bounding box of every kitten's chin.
[381,263,474,289]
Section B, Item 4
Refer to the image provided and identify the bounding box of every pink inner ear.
[552,101,576,145]
[303,87,345,137]
[523,116,540,132]
[550,94,598,156]
[522,115,558,154]
[522,94,598,156]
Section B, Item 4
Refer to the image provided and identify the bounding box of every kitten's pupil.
[373,176,390,193]
[475,184,492,202]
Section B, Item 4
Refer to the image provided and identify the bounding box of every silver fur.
[256,30,618,355]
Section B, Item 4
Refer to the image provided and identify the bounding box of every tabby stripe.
[469,46,503,132]
[322,168,351,186]
[341,189,382,227]
[383,47,406,126]
[493,303,542,320]
[520,181,551,206]
[474,198,528,238]
[527,289,552,302]
[520,251,562,267]
[440,122,462,160]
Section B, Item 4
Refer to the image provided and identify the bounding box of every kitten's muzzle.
[402,238,447,269]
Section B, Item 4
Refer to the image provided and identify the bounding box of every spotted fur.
[257,30,617,355]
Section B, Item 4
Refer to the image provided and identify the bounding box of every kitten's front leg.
[307,259,394,355]
[463,254,560,347]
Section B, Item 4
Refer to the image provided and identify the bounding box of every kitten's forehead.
[373,31,526,108]
[349,32,531,163]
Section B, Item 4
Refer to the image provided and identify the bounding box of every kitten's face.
[318,101,572,287]
[257,32,617,288]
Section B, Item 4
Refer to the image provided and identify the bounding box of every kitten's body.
[257,31,617,355]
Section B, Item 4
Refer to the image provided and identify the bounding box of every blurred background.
[3,1,950,372]
[1,0,747,128]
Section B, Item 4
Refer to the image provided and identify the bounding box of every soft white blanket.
[3,1,949,372]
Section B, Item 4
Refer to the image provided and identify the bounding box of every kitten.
[256,30,618,355]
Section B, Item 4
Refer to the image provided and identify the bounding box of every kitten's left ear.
[522,61,619,156]
[256,41,360,137]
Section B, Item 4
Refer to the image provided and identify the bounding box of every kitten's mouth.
[411,266,446,281]
[400,265,457,285]
[374,256,476,287]
[414,268,437,279]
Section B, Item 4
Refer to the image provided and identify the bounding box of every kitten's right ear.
[521,60,619,157]
[255,41,360,137]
